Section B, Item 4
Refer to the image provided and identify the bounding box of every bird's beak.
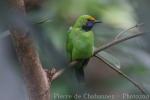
[94,20,102,24]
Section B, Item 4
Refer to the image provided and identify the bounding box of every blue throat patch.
[82,21,94,31]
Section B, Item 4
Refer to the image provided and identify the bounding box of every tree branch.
[9,0,50,100]
[94,32,144,55]
[51,31,146,81]
[94,55,147,94]
[114,23,144,39]
[51,61,79,81]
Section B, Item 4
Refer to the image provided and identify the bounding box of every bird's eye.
[87,19,91,21]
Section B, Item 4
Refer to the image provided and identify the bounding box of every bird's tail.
[75,66,84,82]
[75,59,89,82]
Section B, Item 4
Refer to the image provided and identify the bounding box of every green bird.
[66,15,101,82]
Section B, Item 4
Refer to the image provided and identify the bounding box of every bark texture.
[10,0,50,100]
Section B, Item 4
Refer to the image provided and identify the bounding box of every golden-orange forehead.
[87,16,96,21]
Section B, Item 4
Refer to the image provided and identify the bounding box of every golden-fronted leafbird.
[66,15,101,82]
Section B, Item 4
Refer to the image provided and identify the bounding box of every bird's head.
[74,15,101,31]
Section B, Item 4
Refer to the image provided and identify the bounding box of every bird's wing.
[66,27,73,60]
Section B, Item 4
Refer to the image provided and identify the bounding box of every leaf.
[97,51,121,69]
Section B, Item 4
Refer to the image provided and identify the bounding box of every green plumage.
[67,26,94,61]
[66,15,99,81]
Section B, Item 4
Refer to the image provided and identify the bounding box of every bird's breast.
[71,31,94,60]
